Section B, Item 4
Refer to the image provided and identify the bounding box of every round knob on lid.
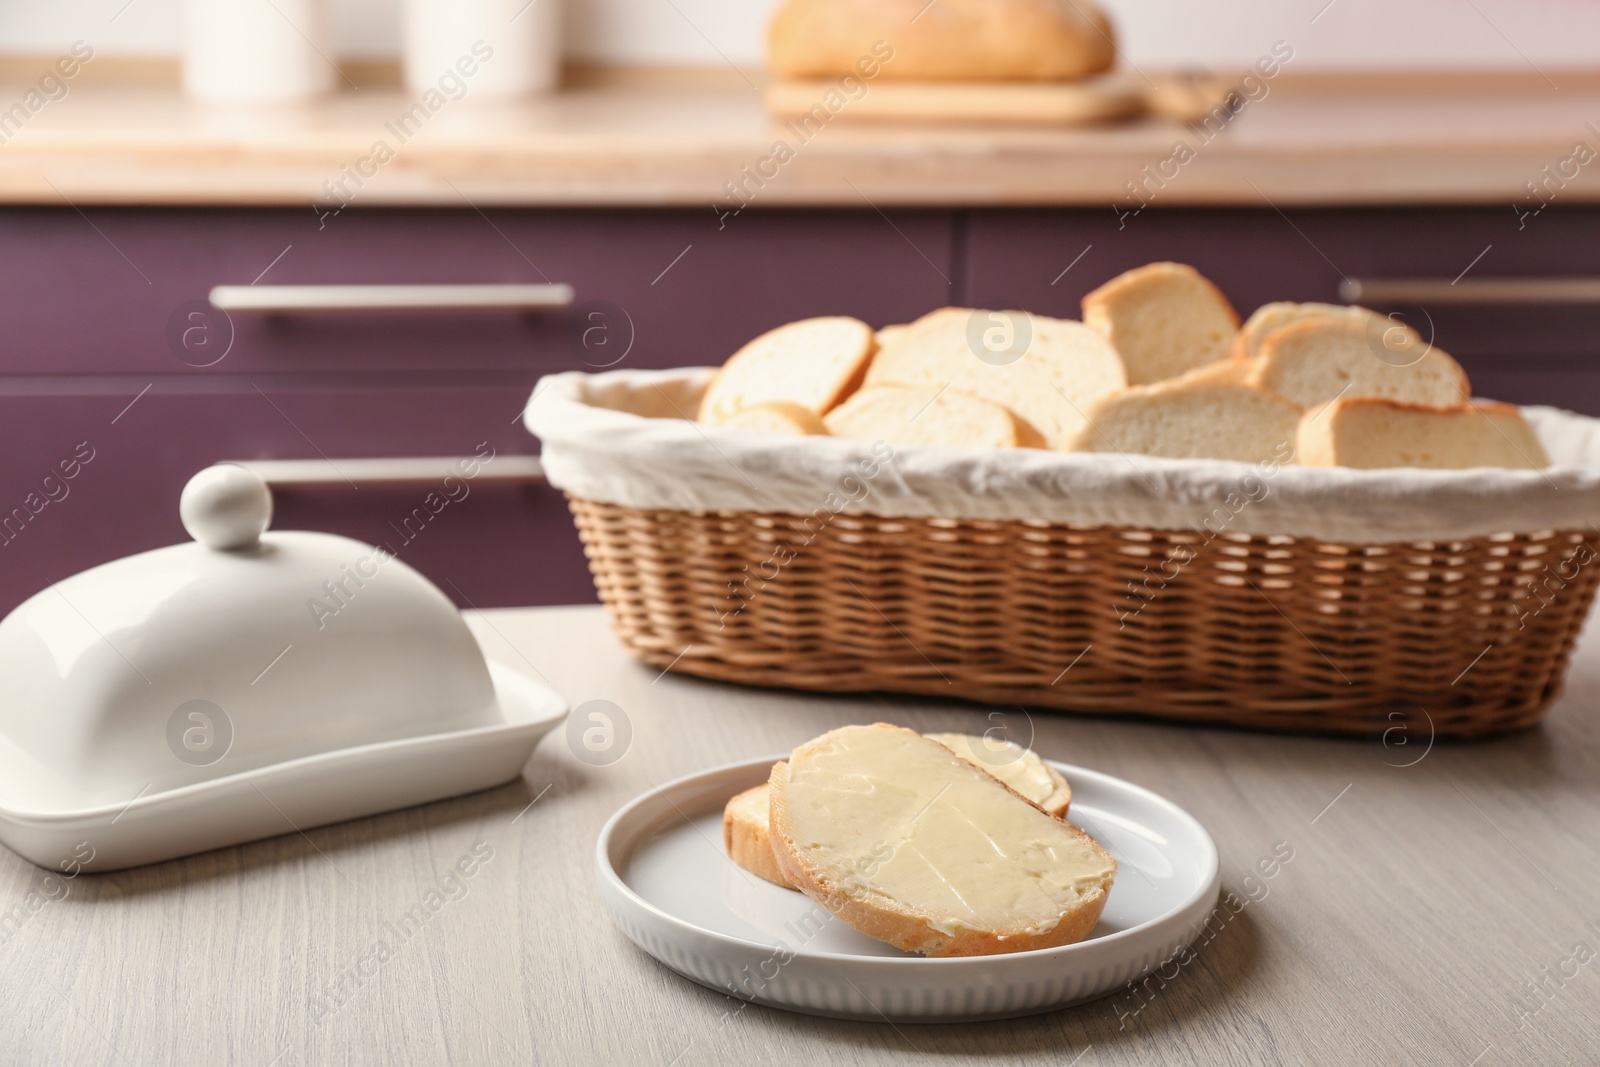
[180,465,273,551]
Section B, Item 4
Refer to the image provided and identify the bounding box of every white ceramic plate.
[596,756,1221,1022]
[0,661,567,872]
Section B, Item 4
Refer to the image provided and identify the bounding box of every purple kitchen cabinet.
[964,206,1600,414]
[12,201,1595,618]
[0,384,591,616]
[4,206,956,376]
[0,207,958,612]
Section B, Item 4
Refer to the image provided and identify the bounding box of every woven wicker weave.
[568,495,1600,737]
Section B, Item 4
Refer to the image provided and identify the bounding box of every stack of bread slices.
[725,723,1114,957]
[696,261,1550,470]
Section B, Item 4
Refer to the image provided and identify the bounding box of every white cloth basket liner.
[524,368,1600,544]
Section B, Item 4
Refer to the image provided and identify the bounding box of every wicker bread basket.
[528,369,1600,738]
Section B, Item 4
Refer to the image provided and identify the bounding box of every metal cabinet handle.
[1340,278,1600,305]
[209,284,575,313]
[226,456,546,488]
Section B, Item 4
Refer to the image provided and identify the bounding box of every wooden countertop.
[3,603,1596,1065]
[3,69,1600,207]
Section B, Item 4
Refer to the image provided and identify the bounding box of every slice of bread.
[723,784,794,887]
[1069,379,1301,463]
[698,317,876,427]
[824,384,1040,449]
[1231,301,1386,361]
[1298,398,1550,470]
[719,401,829,436]
[875,324,911,350]
[1250,316,1470,410]
[724,733,1071,890]
[1081,262,1241,385]
[767,0,1116,82]
[924,733,1071,817]
[768,723,1116,957]
[863,307,1126,449]
[1177,358,1257,387]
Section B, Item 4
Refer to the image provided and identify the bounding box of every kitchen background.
[0,8,1598,1061]
[3,0,1597,69]
[0,0,1596,619]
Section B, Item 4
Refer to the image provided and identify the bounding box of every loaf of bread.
[825,384,1040,448]
[1082,262,1241,385]
[768,724,1115,956]
[767,0,1116,83]
[1250,316,1469,410]
[719,401,829,436]
[1298,398,1550,470]
[698,316,875,427]
[1070,379,1300,463]
[863,307,1126,449]
[725,731,1071,890]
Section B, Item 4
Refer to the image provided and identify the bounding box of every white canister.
[403,0,562,100]
[182,0,336,103]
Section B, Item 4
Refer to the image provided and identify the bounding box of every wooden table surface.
[2,603,1598,1066]
[3,70,1600,207]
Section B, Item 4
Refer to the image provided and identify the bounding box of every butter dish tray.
[597,755,1220,1022]
[0,466,567,872]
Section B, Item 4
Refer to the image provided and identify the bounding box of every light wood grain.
[0,73,1599,206]
[0,603,1596,1065]
[764,77,1147,126]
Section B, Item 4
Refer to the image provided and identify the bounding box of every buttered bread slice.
[923,733,1071,817]
[723,784,792,887]
[725,732,1072,889]
[768,724,1115,957]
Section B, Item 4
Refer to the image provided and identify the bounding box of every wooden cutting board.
[764,73,1236,127]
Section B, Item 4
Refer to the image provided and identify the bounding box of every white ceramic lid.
[0,465,510,814]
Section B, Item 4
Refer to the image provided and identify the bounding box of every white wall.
[2,0,1597,70]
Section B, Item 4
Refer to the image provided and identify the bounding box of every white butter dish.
[0,466,566,871]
